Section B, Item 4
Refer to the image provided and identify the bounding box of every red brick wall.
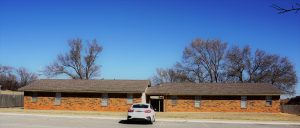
[164,95,280,112]
[25,92,280,113]
[24,92,142,111]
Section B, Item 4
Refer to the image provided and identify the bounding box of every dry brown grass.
[0,108,127,117]
[156,112,300,122]
[0,108,299,122]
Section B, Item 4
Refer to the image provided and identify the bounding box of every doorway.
[149,96,164,112]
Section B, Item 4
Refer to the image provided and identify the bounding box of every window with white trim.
[54,92,61,105]
[127,94,133,104]
[171,96,177,106]
[266,96,272,106]
[32,92,37,102]
[241,96,247,108]
[195,96,201,108]
[101,93,108,106]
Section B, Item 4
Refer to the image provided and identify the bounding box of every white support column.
[141,92,146,103]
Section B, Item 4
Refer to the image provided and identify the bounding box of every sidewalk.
[1,112,300,125]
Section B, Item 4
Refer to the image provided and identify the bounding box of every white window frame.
[32,92,37,102]
[101,93,108,107]
[241,96,247,108]
[54,92,61,105]
[127,94,133,104]
[171,95,177,106]
[195,96,201,108]
[266,96,272,106]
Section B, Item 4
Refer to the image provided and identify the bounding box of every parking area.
[0,113,299,128]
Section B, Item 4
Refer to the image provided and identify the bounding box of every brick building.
[19,80,282,112]
[19,79,150,111]
[146,83,282,112]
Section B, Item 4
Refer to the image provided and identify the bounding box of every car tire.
[149,119,153,124]
[147,117,153,124]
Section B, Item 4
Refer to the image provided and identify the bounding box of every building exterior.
[19,79,149,111]
[146,83,282,112]
[19,80,282,113]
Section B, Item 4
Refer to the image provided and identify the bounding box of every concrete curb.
[0,112,299,125]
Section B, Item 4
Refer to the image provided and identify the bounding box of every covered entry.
[149,96,164,112]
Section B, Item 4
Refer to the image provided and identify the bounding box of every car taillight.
[144,109,151,113]
[128,109,134,112]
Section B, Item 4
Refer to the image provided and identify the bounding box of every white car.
[127,103,156,124]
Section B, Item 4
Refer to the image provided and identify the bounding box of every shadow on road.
[118,120,152,125]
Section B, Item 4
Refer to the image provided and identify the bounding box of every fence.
[281,105,300,115]
[0,94,24,108]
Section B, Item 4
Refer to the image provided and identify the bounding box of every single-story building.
[146,83,282,113]
[18,79,150,111]
[19,79,282,113]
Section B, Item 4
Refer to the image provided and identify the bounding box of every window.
[101,93,108,106]
[171,96,177,106]
[241,96,247,108]
[32,92,37,102]
[54,92,61,105]
[266,96,272,106]
[127,94,133,104]
[132,104,148,108]
[195,96,201,108]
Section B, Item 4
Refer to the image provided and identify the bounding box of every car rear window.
[132,104,148,108]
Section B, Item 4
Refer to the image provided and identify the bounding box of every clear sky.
[0,0,299,95]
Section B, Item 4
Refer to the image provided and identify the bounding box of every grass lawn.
[0,108,299,122]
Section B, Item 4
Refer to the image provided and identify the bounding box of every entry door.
[150,99,164,112]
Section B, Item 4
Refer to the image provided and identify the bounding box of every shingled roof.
[19,79,150,93]
[146,83,282,96]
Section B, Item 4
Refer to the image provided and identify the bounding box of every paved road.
[0,114,299,128]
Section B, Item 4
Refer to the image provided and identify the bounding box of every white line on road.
[0,112,299,125]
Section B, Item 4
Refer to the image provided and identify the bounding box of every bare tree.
[0,65,37,90]
[272,2,300,14]
[225,46,297,95]
[245,49,276,83]
[16,67,38,87]
[84,41,102,79]
[182,39,227,83]
[225,46,250,82]
[154,38,297,95]
[269,57,297,94]
[175,60,206,83]
[151,67,190,85]
[0,65,18,90]
[0,65,13,74]
[44,38,103,80]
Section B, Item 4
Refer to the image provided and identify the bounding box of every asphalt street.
[0,114,299,128]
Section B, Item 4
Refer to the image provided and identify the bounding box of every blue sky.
[0,0,299,95]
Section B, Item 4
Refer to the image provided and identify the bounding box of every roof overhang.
[146,93,282,96]
[23,90,144,94]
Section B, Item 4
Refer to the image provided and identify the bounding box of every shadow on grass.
[118,120,152,125]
